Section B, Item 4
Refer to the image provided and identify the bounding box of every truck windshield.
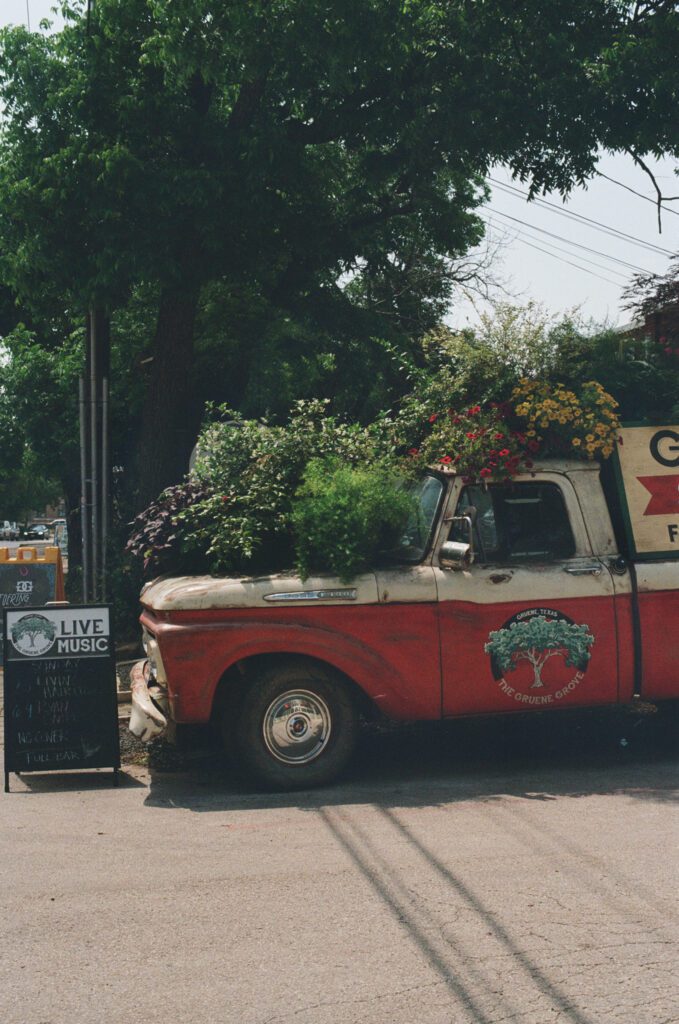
[392,474,445,563]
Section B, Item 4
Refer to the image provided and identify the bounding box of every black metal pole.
[89,309,99,600]
[79,376,91,602]
[101,376,109,600]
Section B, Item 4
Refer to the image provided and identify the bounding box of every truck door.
[434,473,621,716]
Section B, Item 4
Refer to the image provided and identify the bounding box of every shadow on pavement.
[7,767,146,793]
[141,703,679,812]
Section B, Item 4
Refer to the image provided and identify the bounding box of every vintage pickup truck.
[129,435,679,789]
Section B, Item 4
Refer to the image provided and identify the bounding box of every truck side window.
[453,483,575,564]
[393,474,445,562]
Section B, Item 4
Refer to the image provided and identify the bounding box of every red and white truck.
[129,426,679,789]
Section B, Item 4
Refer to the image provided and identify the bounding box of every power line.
[517,238,624,288]
[483,216,630,282]
[484,218,627,288]
[25,0,31,31]
[595,170,679,219]
[489,177,675,257]
[487,206,655,275]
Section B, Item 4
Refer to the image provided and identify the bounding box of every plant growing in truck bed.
[512,379,619,459]
[128,400,405,577]
[412,403,535,482]
[127,378,621,580]
[126,481,211,575]
[292,459,415,583]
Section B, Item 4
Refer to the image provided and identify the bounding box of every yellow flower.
[572,438,582,447]
[585,434,595,442]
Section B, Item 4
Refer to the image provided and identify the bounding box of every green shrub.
[292,459,415,583]
[128,400,403,577]
[181,400,399,575]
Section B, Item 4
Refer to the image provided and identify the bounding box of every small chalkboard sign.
[3,605,120,791]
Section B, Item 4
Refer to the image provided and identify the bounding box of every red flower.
[453,417,462,425]
[221,496,230,504]
[499,448,510,457]
[467,405,481,415]
[480,468,492,478]
[527,440,540,452]
[408,448,419,456]
[466,432,477,440]
[440,455,453,464]
[429,414,438,423]
[494,433,505,440]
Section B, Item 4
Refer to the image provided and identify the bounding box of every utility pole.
[80,310,110,603]
[79,0,111,604]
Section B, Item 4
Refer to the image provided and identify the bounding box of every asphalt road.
[0,709,677,1024]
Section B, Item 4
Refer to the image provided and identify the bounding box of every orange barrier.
[0,546,65,601]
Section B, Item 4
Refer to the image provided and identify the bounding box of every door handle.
[565,565,602,576]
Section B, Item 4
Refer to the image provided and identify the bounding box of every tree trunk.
[530,658,545,689]
[132,284,201,510]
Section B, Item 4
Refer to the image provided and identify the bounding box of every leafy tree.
[485,616,594,689]
[2,0,679,507]
[3,448,61,526]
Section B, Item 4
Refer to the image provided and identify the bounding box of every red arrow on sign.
[638,475,679,515]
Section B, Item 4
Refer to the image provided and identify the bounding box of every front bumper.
[129,659,170,742]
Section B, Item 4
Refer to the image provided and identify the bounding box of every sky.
[3,0,678,328]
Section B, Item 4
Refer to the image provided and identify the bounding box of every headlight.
[142,629,167,684]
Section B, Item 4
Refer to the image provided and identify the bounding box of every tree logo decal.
[485,608,594,705]
[10,613,57,657]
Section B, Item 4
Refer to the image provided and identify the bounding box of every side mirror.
[439,512,476,570]
[439,540,473,570]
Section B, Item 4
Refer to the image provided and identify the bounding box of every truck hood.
[140,571,380,612]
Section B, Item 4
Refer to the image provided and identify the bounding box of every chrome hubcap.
[262,689,332,765]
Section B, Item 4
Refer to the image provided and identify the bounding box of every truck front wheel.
[230,662,359,790]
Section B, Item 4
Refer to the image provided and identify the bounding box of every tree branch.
[628,150,679,233]
[536,648,566,669]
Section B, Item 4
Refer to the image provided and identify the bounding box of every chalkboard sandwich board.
[3,605,120,791]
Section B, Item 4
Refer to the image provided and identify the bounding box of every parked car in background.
[52,518,68,555]
[0,521,19,540]
[24,523,50,540]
